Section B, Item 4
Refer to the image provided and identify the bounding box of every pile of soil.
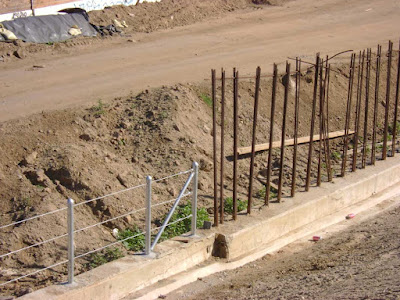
[0,0,290,63]
[0,52,398,297]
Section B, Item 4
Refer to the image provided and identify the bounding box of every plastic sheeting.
[0,12,97,43]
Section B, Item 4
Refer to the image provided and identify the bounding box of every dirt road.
[0,0,399,122]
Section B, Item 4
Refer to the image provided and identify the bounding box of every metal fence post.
[191,162,199,236]
[67,198,74,284]
[145,176,152,255]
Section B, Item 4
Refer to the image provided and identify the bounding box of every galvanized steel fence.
[0,162,199,286]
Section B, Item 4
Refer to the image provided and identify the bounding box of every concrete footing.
[22,156,400,300]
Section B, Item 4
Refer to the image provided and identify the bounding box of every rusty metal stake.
[233,69,239,220]
[265,64,278,205]
[352,51,365,172]
[305,54,320,191]
[393,40,400,157]
[291,58,301,197]
[220,69,225,224]
[324,61,333,181]
[212,69,218,226]
[317,59,324,186]
[248,66,261,214]
[362,49,372,168]
[383,40,393,160]
[342,53,356,177]
[372,45,382,164]
[278,62,291,202]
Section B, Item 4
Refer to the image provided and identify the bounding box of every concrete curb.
[22,156,400,300]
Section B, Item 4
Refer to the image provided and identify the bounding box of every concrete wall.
[0,0,160,22]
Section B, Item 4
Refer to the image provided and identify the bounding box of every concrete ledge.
[21,232,215,300]
[22,156,400,300]
[221,156,400,261]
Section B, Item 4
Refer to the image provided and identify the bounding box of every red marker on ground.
[346,213,356,219]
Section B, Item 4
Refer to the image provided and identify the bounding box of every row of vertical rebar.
[211,40,400,226]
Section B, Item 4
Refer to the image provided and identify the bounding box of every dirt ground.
[0,0,400,298]
[167,204,400,300]
[1,0,400,122]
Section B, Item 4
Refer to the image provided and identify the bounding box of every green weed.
[87,247,124,269]
[256,186,278,200]
[331,151,341,160]
[118,227,145,252]
[92,100,106,116]
[200,94,212,108]
[224,197,248,214]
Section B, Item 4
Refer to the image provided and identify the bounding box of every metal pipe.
[233,69,239,220]
[352,51,365,172]
[342,53,356,176]
[383,40,393,160]
[372,45,382,164]
[212,69,218,226]
[291,58,301,197]
[362,49,372,168]
[151,172,195,250]
[248,66,261,213]
[393,40,400,157]
[278,62,290,202]
[265,64,278,205]
[220,69,225,224]
[305,54,320,191]
[145,176,152,255]
[67,198,75,284]
[191,162,198,235]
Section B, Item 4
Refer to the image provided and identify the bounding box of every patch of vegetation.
[118,202,210,252]
[91,100,106,116]
[224,197,248,214]
[388,121,400,135]
[200,94,212,108]
[256,185,278,200]
[331,151,341,160]
[87,247,124,269]
[160,111,168,119]
[159,202,210,241]
[118,226,145,252]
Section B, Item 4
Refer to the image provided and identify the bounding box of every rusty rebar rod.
[324,60,333,181]
[352,50,365,172]
[305,54,320,191]
[212,69,218,226]
[278,62,291,202]
[233,69,239,220]
[220,69,225,224]
[383,40,393,160]
[362,49,372,168]
[265,64,278,206]
[291,58,301,197]
[393,40,400,157]
[247,66,261,214]
[317,59,324,187]
[372,45,382,164]
[342,53,356,177]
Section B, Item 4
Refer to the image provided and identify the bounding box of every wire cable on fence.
[0,260,68,287]
[0,207,68,230]
[153,169,193,183]
[74,183,146,207]
[74,207,147,234]
[75,232,145,260]
[151,215,193,233]
[0,233,68,259]
[151,192,192,209]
